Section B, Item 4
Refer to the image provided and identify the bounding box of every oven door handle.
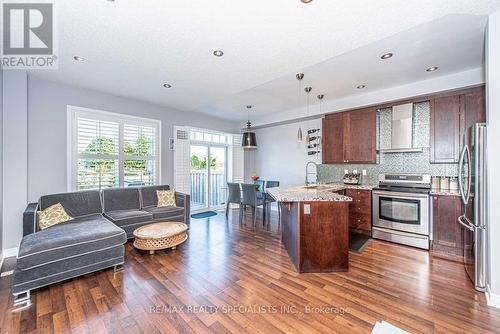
[372,190,428,200]
[457,215,474,232]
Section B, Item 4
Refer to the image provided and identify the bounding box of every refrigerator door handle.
[458,145,471,205]
[457,215,474,231]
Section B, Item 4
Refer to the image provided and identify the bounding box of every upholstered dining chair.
[240,183,266,225]
[265,180,280,224]
[253,179,266,200]
[226,182,242,218]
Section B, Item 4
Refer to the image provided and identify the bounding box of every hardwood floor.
[1,209,499,333]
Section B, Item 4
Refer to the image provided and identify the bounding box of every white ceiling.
[30,0,500,122]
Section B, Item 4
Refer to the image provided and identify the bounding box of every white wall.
[252,68,484,127]
[2,71,28,251]
[486,10,500,307]
[0,69,3,260]
[0,74,239,254]
[245,118,321,186]
[27,75,240,201]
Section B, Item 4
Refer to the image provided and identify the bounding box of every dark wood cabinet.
[431,195,463,259]
[430,95,460,163]
[322,108,376,164]
[344,109,377,163]
[281,201,349,273]
[345,189,371,236]
[460,87,486,149]
[430,87,485,163]
[322,114,345,164]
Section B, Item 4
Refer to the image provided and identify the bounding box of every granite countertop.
[267,185,352,202]
[430,189,461,197]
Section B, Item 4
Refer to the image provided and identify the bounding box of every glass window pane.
[124,159,156,187]
[77,158,118,190]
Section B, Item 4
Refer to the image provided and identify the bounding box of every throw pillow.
[38,203,73,230]
[157,190,177,207]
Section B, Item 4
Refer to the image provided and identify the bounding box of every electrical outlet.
[362,169,367,176]
[303,204,311,214]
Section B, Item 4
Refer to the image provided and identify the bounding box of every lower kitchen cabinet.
[346,189,371,236]
[431,195,463,259]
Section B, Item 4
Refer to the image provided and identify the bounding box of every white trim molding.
[67,105,162,191]
[3,247,19,259]
[486,285,500,309]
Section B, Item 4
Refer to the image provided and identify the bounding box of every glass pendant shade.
[242,131,257,148]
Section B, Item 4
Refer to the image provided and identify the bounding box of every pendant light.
[242,105,257,149]
[304,86,312,142]
[296,73,304,142]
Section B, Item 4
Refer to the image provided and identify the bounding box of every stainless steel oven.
[372,174,431,249]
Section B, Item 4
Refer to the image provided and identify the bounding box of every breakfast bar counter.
[267,185,352,273]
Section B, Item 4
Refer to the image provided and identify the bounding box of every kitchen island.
[267,185,352,273]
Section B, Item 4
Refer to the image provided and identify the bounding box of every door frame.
[190,142,228,211]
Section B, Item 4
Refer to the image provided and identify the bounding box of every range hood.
[380,103,423,153]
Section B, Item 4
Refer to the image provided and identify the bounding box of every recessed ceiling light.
[357,85,366,89]
[163,83,172,88]
[381,52,393,60]
[213,50,224,57]
[73,56,85,62]
[301,0,313,3]
[426,66,439,72]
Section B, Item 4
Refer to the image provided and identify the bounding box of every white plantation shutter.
[230,134,244,183]
[123,124,157,186]
[174,126,191,194]
[68,106,160,191]
[76,117,120,190]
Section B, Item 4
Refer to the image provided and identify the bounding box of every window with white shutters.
[68,106,161,191]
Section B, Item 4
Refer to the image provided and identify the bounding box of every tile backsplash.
[317,101,459,185]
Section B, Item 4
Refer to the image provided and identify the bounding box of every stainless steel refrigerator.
[457,122,487,291]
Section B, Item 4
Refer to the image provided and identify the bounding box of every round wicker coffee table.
[133,222,188,254]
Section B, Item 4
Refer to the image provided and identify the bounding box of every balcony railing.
[190,170,227,208]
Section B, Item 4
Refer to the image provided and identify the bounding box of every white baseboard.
[486,285,500,309]
[3,247,19,258]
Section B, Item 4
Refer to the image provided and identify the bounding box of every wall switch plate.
[362,169,367,176]
[344,169,349,174]
[303,204,311,214]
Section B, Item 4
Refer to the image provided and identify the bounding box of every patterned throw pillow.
[157,190,177,207]
[37,203,73,230]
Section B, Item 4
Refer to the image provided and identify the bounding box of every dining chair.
[265,180,281,224]
[226,182,242,219]
[253,179,266,200]
[240,183,266,225]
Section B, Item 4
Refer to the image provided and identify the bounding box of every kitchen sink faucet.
[305,161,318,186]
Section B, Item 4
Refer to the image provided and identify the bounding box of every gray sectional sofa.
[13,185,189,306]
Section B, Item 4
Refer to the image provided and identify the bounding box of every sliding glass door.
[190,144,227,210]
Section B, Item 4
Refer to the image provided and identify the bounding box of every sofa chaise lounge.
[13,185,189,306]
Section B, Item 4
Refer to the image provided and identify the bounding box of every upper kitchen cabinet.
[430,87,485,163]
[344,108,377,163]
[461,86,486,148]
[322,113,345,164]
[430,95,460,163]
[322,108,376,164]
